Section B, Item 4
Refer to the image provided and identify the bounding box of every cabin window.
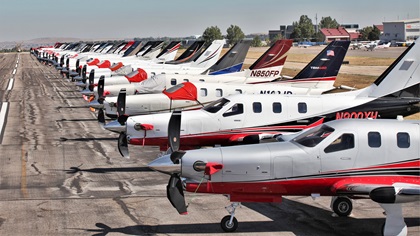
[397,132,410,148]
[368,132,381,148]
[273,102,282,113]
[216,89,223,97]
[170,78,177,85]
[324,133,355,153]
[235,89,242,94]
[253,102,262,113]
[200,88,207,97]
[183,79,189,82]
[298,102,307,113]
[199,79,205,82]
[223,103,244,117]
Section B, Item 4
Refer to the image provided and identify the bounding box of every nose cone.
[80,89,94,96]
[89,100,104,109]
[104,120,126,133]
[75,81,87,88]
[148,154,181,175]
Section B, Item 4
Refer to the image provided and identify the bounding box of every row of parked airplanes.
[32,38,419,235]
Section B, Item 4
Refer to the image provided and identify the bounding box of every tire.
[221,215,238,232]
[332,197,352,217]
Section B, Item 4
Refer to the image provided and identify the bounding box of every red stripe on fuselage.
[186,175,419,202]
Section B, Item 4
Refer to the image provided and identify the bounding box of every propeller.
[81,65,87,83]
[117,88,128,125]
[166,110,188,214]
[97,76,105,124]
[88,69,95,91]
[118,132,129,158]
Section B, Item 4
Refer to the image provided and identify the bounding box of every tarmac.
[0,52,418,236]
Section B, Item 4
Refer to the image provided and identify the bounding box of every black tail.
[206,39,252,75]
[167,41,206,64]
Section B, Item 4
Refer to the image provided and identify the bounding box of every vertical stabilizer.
[167,41,206,64]
[246,39,292,79]
[155,41,181,62]
[190,39,226,70]
[205,39,252,75]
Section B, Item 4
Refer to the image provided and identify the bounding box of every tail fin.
[363,38,420,98]
[246,39,293,79]
[205,39,252,75]
[167,41,206,64]
[155,41,181,62]
[135,41,159,57]
[123,41,142,57]
[277,40,350,89]
[140,41,164,59]
[190,39,226,70]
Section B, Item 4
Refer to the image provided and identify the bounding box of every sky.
[0,0,418,42]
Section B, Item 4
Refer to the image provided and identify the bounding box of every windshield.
[203,98,230,113]
[292,125,335,147]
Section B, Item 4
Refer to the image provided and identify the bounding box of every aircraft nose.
[103,120,126,133]
[75,81,87,88]
[148,154,181,175]
[80,89,94,96]
[88,100,104,109]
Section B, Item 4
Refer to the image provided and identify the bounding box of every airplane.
[107,38,419,155]
[78,39,251,93]
[97,40,349,120]
[148,117,420,235]
[81,39,292,98]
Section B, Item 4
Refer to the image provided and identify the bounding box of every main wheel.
[332,197,352,216]
[221,215,238,232]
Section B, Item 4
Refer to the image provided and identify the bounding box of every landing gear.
[331,196,352,216]
[221,202,240,232]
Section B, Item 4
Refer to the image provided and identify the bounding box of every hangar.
[381,18,420,43]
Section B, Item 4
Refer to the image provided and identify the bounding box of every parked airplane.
[81,39,292,98]
[98,40,349,120]
[77,40,251,92]
[76,39,228,89]
[148,117,420,235]
[110,38,419,155]
[85,39,227,80]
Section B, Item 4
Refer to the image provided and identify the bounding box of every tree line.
[200,15,381,47]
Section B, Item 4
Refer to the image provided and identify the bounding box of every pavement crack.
[31,162,42,174]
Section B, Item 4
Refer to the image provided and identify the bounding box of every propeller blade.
[98,108,105,124]
[117,88,126,118]
[168,110,182,153]
[170,151,185,164]
[167,174,188,214]
[97,76,105,104]
[88,69,95,91]
[118,132,130,158]
[81,65,87,83]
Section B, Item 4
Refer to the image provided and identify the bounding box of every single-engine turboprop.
[110,38,419,155]
[148,118,420,235]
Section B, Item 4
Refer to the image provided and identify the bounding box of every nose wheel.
[221,202,240,232]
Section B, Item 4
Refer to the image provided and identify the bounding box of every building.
[320,27,350,42]
[268,25,295,41]
[381,18,420,42]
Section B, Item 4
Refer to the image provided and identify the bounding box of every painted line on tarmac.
[12,68,16,75]
[7,79,14,90]
[0,102,9,144]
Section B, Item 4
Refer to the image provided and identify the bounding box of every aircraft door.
[319,132,358,172]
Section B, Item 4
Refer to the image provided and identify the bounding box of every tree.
[319,16,340,29]
[251,35,262,47]
[201,26,224,46]
[359,26,380,41]
[291,15,315,41]
[226,25,245,46]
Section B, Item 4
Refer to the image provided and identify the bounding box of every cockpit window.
[324,133,355,153]
[293,125,335,147]
[223,103,244,117]
[203,98,230,113]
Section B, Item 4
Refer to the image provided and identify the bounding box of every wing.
[332,179,420,204]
